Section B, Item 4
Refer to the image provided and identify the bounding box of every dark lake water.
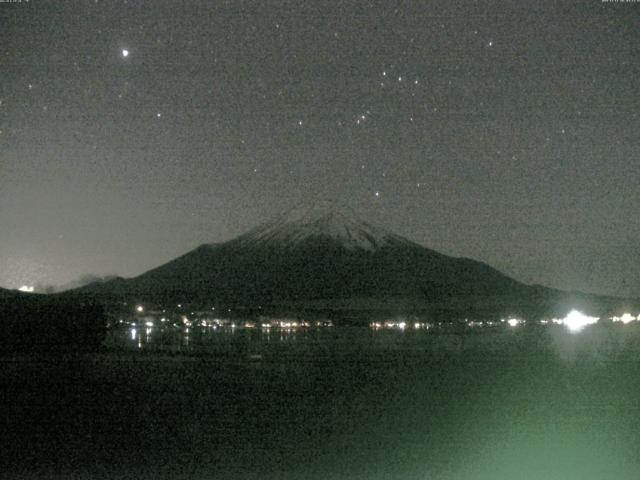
[3,323,640,479]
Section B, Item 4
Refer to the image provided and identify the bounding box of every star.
[121,49,129,58]
[156,112,162,118]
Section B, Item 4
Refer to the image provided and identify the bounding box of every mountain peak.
[232,201,406,251]
[280,200,359,224]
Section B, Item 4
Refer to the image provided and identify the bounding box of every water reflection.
[108,311,640,357]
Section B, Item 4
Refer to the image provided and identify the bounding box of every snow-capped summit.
[234,201,407,251]
[76,200,539,309]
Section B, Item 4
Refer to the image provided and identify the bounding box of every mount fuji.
[73,201,624,316]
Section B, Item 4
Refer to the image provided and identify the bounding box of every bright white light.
[145,321,154,327]
[136,305,144,313]
[18,285,34,292]
[507,318,520,327]
[612,313,635,324]
[122,49,129,57]
[563,309,599,332]
[398,322,406,329]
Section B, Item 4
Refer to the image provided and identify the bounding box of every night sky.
[1,0,638,297]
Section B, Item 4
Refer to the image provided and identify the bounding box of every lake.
[3,322,640,479]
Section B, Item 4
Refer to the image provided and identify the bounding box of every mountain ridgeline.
[75,202,628,317]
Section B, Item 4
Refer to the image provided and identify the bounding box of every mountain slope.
[0,287,18,298]
[77,201,539,308]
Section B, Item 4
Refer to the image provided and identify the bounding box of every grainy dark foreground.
[2,326,640,480]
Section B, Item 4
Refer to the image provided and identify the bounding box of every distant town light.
[563,309,599,333]
[18,285,35,292]
[507,318,521,327]
[135,305,144,313]
[612,313,636,324]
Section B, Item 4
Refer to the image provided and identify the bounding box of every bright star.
[122,49,129,57]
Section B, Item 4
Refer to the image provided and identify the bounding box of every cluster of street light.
[365,310,640,334]
[128,305,640,336]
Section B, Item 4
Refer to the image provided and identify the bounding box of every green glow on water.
[4,325,640,479]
